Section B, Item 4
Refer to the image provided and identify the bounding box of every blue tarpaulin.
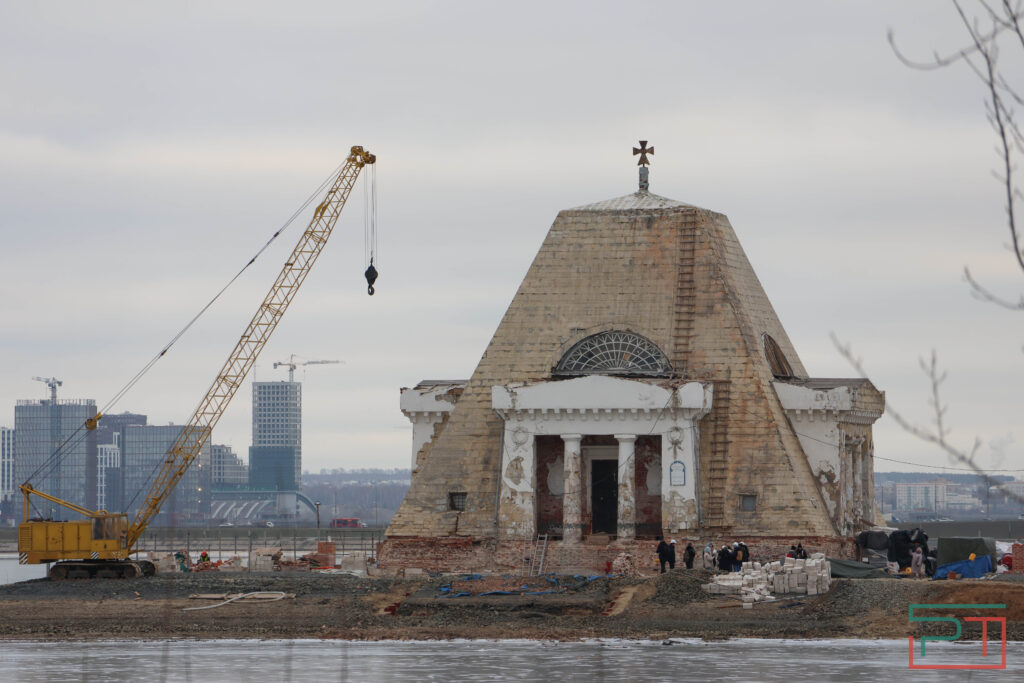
[933,554,993,579]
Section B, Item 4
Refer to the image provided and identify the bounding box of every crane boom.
[18,145,375,577]
[124,146,374,548]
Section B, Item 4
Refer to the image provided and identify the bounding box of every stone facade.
[385,189,884,571]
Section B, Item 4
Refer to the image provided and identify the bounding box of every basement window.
[740,494,757,511]
[448,492,467,511]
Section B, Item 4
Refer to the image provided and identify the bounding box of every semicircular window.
[763,333,795,379]
[555,331,673,377]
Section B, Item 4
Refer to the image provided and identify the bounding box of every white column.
[561,434,583,543]
[615,434,637,540]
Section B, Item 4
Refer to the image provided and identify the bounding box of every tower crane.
[32,376,63,403]
[18,145,376,579]
[272,355,343,382]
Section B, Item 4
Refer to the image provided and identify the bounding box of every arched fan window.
[554,330,672,377]
[763,333,795,379]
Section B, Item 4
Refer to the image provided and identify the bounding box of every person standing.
[717,545,734,573]
[911,545,925,577]
[703,542,715,570]
[795,543,808,560]
[683,542,696,569]
[656,539,676,573]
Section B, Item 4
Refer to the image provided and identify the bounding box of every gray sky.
[1,1,1021,478]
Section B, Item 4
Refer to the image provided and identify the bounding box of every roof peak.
[569,190,697,212]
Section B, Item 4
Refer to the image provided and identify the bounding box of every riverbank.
[1,570,1022,641]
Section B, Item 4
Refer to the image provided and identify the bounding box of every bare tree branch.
[830,334,1023,505]
[891,1,1024,298]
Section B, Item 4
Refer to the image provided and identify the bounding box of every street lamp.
[314,501,321,542]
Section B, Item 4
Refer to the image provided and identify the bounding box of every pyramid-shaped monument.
[384,150,883,572]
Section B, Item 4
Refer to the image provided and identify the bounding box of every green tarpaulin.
[936,537,997,570]
[827,558,893,579]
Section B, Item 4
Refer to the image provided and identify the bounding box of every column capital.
[613,433,637,442]
[560,433,583,442]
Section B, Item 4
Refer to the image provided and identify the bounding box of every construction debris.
[703,554,833,603]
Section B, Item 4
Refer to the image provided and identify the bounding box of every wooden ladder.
[529,534,549,576]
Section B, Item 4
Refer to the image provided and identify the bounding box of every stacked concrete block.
[703,556,832,602]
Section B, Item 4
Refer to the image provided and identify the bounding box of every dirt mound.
[649,569,716,606]
[925,581,1024,621]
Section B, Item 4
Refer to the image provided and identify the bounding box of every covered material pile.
[703,554,832,602]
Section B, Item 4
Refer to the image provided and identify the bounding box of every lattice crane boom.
[125,146,374,549]
[18,146,375,577]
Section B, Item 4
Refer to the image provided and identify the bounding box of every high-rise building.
[249,445,297,490]
[1,426,14,517]
[14,398,98,516]
[211,444,247,488]
[252,381,302,489]
[93,412,146,513]
[122,424,211,523]
[96,443,120,511]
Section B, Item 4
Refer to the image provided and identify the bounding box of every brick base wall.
[378,535,857,574]
[1012,543,1024,573]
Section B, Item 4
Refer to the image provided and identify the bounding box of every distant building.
[895,482,948,511]
[249,445,297,491]
[211,444,247,488]
[14,398,98,516]
[96,443,120,511]
[122,424,211,523]
[91,412,146,513]
[252,381,302,489]
[1,427,14,516]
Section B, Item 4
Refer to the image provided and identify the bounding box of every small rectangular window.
[740,494,756,511]
[448,491,467,511]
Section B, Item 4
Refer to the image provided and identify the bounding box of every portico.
[492,375,713,542]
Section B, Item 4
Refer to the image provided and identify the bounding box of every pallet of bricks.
[703,553,832,604]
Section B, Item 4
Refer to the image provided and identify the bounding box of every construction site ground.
[1,570,1023,641]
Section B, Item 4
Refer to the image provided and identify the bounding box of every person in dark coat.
[656,539,676,573]
[717,545,734,573]
[683,542,696,569]
[795,543,808,560]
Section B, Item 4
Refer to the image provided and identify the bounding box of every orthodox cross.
[633,140,653,191]
[633,140,654,166]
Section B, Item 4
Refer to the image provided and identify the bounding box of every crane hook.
[364,261,378,296]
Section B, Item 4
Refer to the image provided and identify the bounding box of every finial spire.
[633,140,653,191]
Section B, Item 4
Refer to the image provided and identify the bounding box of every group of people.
[701,541,751,572]
[786,543,808,559]
[657,539,815,573]
[655,539,697,573]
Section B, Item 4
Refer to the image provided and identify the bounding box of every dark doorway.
[591,459,618,534]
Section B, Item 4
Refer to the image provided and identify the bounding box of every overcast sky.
[1,1,1022,479]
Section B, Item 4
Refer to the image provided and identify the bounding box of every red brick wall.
[378,534,857,574]
[536,436,563,536]
[635,436,661,538]
[1012,543,1024,573]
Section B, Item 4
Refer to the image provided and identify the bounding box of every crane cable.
[363,164,379,295]
[22,161,348,491]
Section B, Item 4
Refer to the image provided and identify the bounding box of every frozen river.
[0,638,1020,682]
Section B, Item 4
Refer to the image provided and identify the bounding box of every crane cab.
[18,513,148,579]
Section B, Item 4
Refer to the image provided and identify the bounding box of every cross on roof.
[633,140,654,166]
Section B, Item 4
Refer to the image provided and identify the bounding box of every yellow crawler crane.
[18,146,376,579]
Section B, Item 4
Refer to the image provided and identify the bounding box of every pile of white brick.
[702,553,832,604]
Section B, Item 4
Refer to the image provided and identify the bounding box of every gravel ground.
[2,570,1022,642]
